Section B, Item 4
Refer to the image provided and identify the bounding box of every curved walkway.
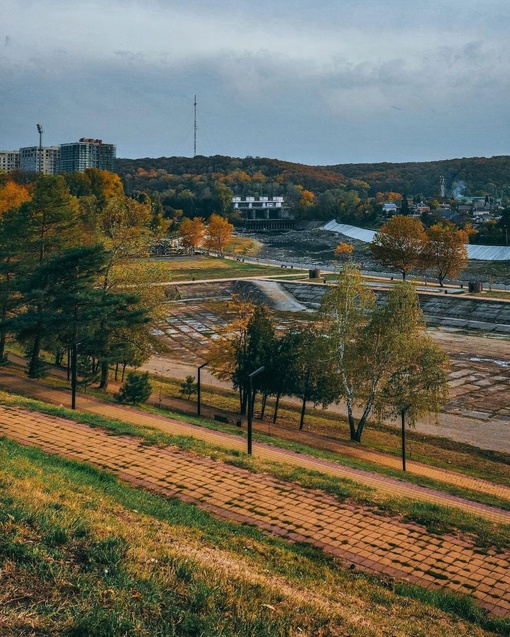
[0,401,509,617]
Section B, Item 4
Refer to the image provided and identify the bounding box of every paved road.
[1,400,509,617]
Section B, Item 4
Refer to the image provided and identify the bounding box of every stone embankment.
[172,278,510,333]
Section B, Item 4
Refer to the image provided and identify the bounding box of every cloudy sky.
[2,0,510,165]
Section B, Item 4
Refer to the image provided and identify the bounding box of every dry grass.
[0,438,506,636]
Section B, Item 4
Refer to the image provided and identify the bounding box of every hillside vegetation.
[1,435,506,637]
[115,154,510,217]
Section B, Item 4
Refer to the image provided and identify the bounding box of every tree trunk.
[0,330,6,364]
[240,388,248,415]
[299,396,307,430]
[27,332,43,378]
[115,362,119,381]
[273,392,281,423]
[99,360,109,389]
[260,392,268,418]
[122,363,127,382]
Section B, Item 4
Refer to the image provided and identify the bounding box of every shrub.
[115,371,152,405]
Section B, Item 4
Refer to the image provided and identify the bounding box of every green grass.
[1,437,509,636]
[152,255,295,282]
[1,390,509,553]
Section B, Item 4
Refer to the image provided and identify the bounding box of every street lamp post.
[401,403,412,471]
[247,366,265,455]
[197,361,208,416]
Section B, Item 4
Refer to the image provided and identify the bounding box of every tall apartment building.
[19,146,60,174]
[58,138,116,173]
[0,150,20,173]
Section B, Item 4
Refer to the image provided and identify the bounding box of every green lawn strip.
[152,376,510,487]
[1,392,509,551]
[4,383,510,515]
[157,259,281,281]
[5,350,510,489]
[0,437,508,637]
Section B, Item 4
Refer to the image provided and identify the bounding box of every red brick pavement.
[1,404,509,617]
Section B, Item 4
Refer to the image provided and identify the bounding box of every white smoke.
[451,180,466,199]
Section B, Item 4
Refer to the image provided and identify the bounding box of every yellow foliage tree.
[371,216,427,280]
[422,222,469,286]
[0,181,31,216]
[179,217,206,253]
[205,214,234,254]
[334,242,354,260]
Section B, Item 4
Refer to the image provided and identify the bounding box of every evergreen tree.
[116,371,152,405]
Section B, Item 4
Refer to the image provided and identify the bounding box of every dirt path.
[1,402,509,617]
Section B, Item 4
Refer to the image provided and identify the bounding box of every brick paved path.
[1,403,510,617]
[0,368,509,524]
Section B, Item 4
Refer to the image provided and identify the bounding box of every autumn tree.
[370,215,427,280]
[320,264,449,442]
[179,217,206,253]
[207,299,274,414]
[334,242,354,261]
[89,195,166,389]
[422,222,469,286]
[205,214,234,255]
[0,180,31,216]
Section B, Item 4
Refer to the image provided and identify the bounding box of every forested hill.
[115,155,348,195]
[116,154,510,201]
[325,156,510,198]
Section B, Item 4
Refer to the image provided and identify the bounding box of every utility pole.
[36,124,43,174]
[193,95,197,157]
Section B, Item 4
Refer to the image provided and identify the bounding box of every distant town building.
[382,203,398,214]
[19,146,60,174]
[0,150,20,173]
[58,138,116,173]
[232,196,294,229]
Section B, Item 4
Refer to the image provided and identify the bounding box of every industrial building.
[232,196,294,229]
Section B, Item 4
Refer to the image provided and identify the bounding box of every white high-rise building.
[19,146,60,174]
[59,138,116,173]
[0,150,20,173]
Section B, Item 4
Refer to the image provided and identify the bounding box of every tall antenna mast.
[193,95,197,157]
[36,124,43,174]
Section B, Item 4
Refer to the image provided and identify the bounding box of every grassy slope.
[1,437,508,637]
